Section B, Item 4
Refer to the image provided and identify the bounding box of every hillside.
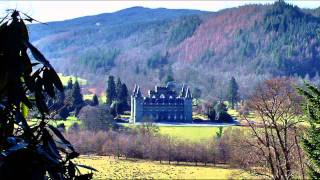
[28,2,320,100]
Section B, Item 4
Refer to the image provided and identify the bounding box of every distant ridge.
[28,2,320,99]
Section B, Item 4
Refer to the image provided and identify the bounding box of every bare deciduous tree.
[243,78,305,179]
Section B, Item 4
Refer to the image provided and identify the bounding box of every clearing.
[75,155,257,179]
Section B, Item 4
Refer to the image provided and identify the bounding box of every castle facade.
[130,84,193,123]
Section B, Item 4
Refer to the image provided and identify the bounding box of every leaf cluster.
[0,10,95,179]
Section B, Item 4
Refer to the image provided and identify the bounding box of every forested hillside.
[28,1,320,100]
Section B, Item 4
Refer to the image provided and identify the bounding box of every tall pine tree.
[92,94,99,106]
[120,84,128,105]
[72,79,84,116]
[227,76,239,109]
[106,75,116,105]
[67,77,73,90]
[72,79,84,106]
[116,77,122,101]
[297,83,320,179]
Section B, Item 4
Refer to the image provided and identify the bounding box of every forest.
[28,1,320,101]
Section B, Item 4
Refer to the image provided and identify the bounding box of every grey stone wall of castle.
[130,84,193,123]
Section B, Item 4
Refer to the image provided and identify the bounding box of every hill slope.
[28,2,320,99]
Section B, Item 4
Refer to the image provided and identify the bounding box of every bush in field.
[78,105,115,131]
[214,102,233,122]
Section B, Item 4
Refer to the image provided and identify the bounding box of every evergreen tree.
[92,94,99,106]
[67,77,73,90]
[120,83,128,105]
[297,83,320,179]
[165,74,174,85]
[72,79,84,106]
[116,77,122,100]
[227,77,239,109]
[106,75,116,105]
[72,80,84,116]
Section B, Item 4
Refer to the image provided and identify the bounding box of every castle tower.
[184,87,193,122]
[180,84,186,97]
[130,84,137,123]
[130,85,143,123]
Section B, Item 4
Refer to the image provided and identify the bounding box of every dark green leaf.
[68,161,76,178]
[48,68,64,92]
[48,125,75,152]
[43,68,55,98]
[24,41,51,67]
[43,129,61,160]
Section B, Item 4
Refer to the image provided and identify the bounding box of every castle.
[130,84,193,123]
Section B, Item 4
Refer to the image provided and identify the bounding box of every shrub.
[78,105,115,131]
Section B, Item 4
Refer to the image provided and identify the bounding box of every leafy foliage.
[78,106,115,131]
[297,83,320,178]
[0,11,94,179]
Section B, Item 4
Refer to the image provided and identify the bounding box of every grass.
[83,94,94,101]
[58,73,87,86]
[28,116,81,129]
[74,155,256,179]
[83,93,107,104]
[158,126,220,142]
[192,113,208,120]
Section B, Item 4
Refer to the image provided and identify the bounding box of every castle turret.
[180,84,186,97]
[130,85,143,123]
[136,86,142,98]
[185,87,192,99]
[184,87,193,122]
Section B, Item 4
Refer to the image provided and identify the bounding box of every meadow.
[159,126,221,142]
[75,155,256,179]
[58,73,87,86]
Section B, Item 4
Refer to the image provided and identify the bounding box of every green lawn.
[124,124,242,142]
[83,94,94,100]
[158,126,222,142]
[58,73,87,86]
[83,93,107,104]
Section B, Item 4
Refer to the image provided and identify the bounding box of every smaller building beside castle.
[130,84,193,123]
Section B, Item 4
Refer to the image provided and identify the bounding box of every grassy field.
[158,126,220,142]
[58,73,87,86]
[83,93,107,104]
[124,124,242,142]
[75,155,256,179]
[83,94,94,100]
